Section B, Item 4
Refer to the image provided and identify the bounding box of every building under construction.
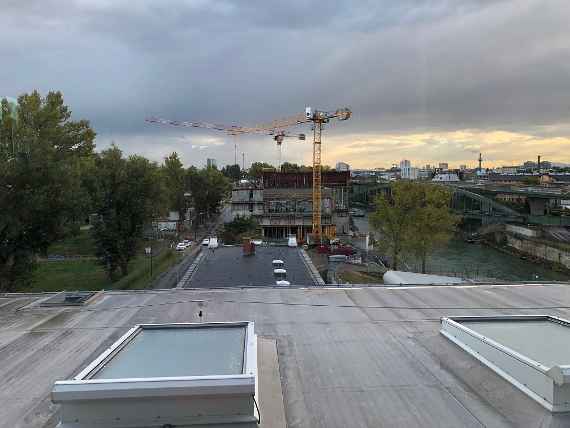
[230,170,350,241]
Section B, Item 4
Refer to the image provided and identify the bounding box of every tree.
[187,166,231,230]
[248,162,274,179]
[280,162,301,172]
[408,184,458,273]
[221,164,241,181]
[0,91,95,291]
[370,182,416,270]
[370,182,457,272]
[90,146,165,280]
[162,152,186,221]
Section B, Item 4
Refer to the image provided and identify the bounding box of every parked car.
[182,240,192,247]
[202,238,210,246]
[175,243,186,251]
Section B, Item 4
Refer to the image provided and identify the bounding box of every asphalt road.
[151,205,231,289]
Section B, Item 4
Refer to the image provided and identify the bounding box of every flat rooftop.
[187,246,315,287]
[4,284,570,427]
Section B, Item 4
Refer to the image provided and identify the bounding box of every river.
[352,215,569,282]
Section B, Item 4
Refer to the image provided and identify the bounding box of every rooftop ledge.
[441,315,570,412]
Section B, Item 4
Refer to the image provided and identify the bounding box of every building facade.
[206,158,217,168]
[400,159,419,180]
[335,162,350,171]
[230,171,350,241]
[229,180,264,219]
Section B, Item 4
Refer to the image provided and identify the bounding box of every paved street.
[187,246,314,287]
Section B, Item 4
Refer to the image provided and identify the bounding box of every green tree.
[162,152,186,222]
[90,146,165,280]
[0,91,95,291]
[187,166,231,230]
[280,162,301,172]
[221,164,242,181]
[370,182,457,272]
[408,184,458,273]
[248,162,274,179]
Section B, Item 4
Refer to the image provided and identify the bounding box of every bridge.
[449,184,570,225]
[450,187,525,224]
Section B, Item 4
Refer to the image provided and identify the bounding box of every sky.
[2,0,569,169]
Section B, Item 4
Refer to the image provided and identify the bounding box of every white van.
[287,235,297,247]
[208,237,219,249]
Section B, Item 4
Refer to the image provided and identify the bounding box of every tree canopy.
[162,152,187,221]
[0,91,95,291]
[89,146,165,280]
[370,181,458,272]
[221,164,242,181]
[248,162,274,179]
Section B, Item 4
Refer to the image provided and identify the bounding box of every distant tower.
[537,155,541,173]
[478,153,483,172]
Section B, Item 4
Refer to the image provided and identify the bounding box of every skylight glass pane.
[460,320,570,368]
[92,326,246,379]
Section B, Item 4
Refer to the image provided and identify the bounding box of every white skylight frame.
[441,315,570,412]
[52,322,258,427]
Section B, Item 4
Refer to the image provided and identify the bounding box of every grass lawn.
[27,231,184,292]
[27,260,108,292]
[338,270,383,284]
[47,229,96,256]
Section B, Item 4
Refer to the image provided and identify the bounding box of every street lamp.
[145,246,153,278]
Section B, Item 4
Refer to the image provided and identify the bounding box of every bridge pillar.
[528,198,547,216]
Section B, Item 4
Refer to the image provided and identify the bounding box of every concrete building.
[154,211,181,232]
[432,172,460,182]
[229,172,350,241]
[229,180,264,219]
[206,158,217,168]
[439,162,449,170]
[259,171,350,240]
[335,161,350,171]
[418,168,434,180]
[399,160,419,180]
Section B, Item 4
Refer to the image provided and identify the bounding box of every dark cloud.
[1,0,568,167]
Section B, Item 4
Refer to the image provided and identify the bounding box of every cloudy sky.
[2,0,569,168]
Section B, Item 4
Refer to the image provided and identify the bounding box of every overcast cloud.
[2,0,569,168]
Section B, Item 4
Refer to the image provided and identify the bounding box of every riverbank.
[484,237,570,276]
[426,237,569,282]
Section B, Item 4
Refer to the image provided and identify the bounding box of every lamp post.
[145,246,152,278]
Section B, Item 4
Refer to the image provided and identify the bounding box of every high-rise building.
[206,158,217,168]
[335,162,350,172]
[439,162,449,170]
[400,160,419,180]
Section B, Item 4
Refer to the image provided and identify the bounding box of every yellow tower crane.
[145,106,351,243]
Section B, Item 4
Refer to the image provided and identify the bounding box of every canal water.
[426,239,569,282]
[353,215,569,282]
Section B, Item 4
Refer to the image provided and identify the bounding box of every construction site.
[230,170,350,241]
[148,106,352,243]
